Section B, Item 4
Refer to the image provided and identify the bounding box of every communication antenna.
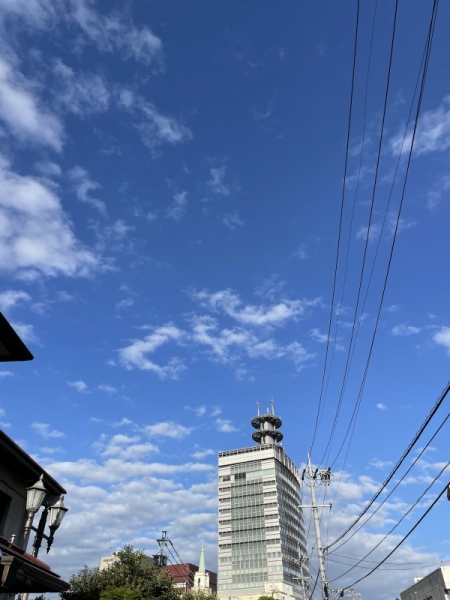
[270,398,275,415]
[256,402,260,416]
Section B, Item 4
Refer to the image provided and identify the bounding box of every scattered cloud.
[0,370,13,378]
[0,56,63,151]
[376,403,387,410]
[191,449,215,459]
[0,407,11,428]
[0,290,31,313]
[207,167,230,196]
[0,158,109,280]
[370,459,393,469]
[143,421,193,439]
[390,95,450,156]
[53,60,110,117]
[215,418,238,433]
[31,422,65,438]
[9,321,39,344]
[189,288,320,327]
[68,380,89,393]
[223,211,244,230]
[112,418,132,427]
[97,384,118,394]
[391,324,421,336]
[426,174,450,210]
[432,326,450,355]
[356,223,381,242]
[68,166,106,215]
[292,244,308,260]
[185,405,207,417]
[116,298,134,310]
[118,324,186,379]
[166,191,188,221]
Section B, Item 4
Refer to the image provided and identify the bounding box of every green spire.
[198,542,205,573]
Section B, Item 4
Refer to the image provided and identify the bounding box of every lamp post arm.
[32,507,48,558]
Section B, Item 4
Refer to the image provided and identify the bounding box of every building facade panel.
[218,407,309,600]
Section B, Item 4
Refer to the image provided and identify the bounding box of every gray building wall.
[400,566,450,600]
[0,464,29,548]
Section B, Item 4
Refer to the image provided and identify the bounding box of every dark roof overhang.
[0,429,66,496]
[0,312,33,362]
[0,537,70,594]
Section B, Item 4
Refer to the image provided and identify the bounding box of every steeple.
[198,542,205,573]
[251,399,283,445]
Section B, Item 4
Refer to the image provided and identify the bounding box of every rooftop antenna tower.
[251,399,283,445]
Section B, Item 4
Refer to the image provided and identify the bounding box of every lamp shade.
[48,495,68,530]
[26,474,47,512]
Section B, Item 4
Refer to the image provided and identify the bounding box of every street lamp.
[23,475,68,557]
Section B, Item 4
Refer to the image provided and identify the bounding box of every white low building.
[400,566,450,600]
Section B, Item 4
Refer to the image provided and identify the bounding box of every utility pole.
[300,453,332,600]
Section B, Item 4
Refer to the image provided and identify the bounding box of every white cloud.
[34,161,62,177]
[68,380,89,393]
[390,95,450,156]
[0,290,30,313]
[116,298,134,310]
[376,403,387,410]
[427,174,450,210]
[391,324,421,336]
[53,60,111,116]
[70,0,164,67]
[136,102,192,154]
[112,418,132,427]
[68,166,106,215]
[207,167,230,196]
[96,434,159,460]
[185,405,207,417]
[9,321,39,344]
[190,288,320,327]
[356,223,381,242]
[223,211,244,230]
[118,324,186,378]
[143,421,193,439]
[31,422,65,438]
[166,191,187,221]
[0,56,63,150]
[97,384,117,394]
[215,418,238,433]
[292,244,308,260]
[191,449,215,459]
[0,407,11,428]
[0,158,108,280]
[433,326,450,355]
[0,370,13,378]
[370,459,393,469]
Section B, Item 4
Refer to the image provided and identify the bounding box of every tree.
[257,596,275,600]
[61,545,180,600]
[181,590,218,600]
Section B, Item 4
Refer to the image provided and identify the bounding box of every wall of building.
[217,444,307,600]
[0,465,28,548]
[400,566,450,600]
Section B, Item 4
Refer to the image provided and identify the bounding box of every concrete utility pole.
[300,454,332,600]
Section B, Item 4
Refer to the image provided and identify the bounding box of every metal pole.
[308,453,329,600]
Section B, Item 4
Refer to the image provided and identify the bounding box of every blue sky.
[1,1,450,598]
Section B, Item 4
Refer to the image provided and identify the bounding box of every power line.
[310,0,361,454]
[329,407,450,554]
[330,457,450,583]
[327,379,449,550]
[342,480,448,589]
[319,0,399,466]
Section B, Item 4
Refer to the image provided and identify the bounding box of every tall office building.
[217,403,309,600]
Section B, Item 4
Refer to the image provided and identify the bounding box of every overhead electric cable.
[319,0,399,466]
[341,480,448,589]
[326,0,440,474]
[329,457,450,583]
[327,378,449,550]
[329,407,450,554]
[310,0,361,453]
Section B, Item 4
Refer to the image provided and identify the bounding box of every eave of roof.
[0,429,66,495]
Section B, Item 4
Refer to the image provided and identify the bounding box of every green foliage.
[100,587,143,600]
[61,545,180,600]
[181,590,218,600]
[258,596,275,600]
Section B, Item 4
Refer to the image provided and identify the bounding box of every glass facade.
[217,442,309,600]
